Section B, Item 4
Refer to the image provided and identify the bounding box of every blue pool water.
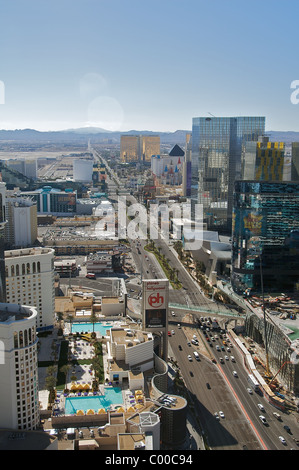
[71,322,114,336]
[65,387,123,414]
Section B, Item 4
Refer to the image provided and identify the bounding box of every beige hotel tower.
[120,134,160,162]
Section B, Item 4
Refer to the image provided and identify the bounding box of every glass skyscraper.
[231,181,299,294]
[191,116,265,231]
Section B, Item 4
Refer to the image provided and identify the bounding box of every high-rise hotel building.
[5,247,55,331]
[0,182,7,302]
[0,303,39,430]
[191,116,265,230]
[242,136,287,181]
[120,135,160,162]
[231,181,299,293]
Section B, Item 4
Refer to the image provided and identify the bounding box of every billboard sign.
[142,279,169,329]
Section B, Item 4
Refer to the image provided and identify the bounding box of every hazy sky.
[1,0,299,132]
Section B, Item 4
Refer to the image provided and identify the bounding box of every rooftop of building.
[5,247,54,258]
[117,432,151,451]
[101,297,121,304]
[0,303,36,323]
[0,429,56,451]
[110,328,153,347]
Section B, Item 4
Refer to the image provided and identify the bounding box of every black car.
[206,382,211,389]
[178,345,182,351]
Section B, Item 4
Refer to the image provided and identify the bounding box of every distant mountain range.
[0,127,298,146]
[0,127,191,145]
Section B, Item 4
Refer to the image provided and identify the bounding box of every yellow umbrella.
[76,410,84,415]
[135,404,143,410]
[71,384,77,391]
[135,390,143,394]
[83,383,90,390]
[127,406,135,412]
[98,408,106,414]
[86,409,95,415]
[116,406,125,412]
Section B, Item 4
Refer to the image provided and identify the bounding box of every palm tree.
[60,364,71,389]
[174,240,184,260]
[89,310,99,337]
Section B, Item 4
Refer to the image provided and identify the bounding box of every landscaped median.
[144,241,182,289]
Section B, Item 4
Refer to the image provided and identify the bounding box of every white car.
[171,330,175,335]
[278,436,287,445]
[259,415,267,425]
[257,403,265,411]
[187,355,192,361]
[230,356,235,362]
[219,411,225,418]
[214,412,220,420]
[247,388,253,394]
[225,355,229,360]
[171,311,175,317]
[232,371,238,377]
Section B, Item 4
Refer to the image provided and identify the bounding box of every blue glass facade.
[231,181,299,293]
[191,116,265,230]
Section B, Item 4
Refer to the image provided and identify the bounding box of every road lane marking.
[217,364,268,450]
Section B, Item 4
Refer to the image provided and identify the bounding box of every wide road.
[168,318,299,451]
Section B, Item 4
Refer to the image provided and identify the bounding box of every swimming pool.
[71,322,114,336]
[65,387,123,414]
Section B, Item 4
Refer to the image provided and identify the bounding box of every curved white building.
[73,159,94,182]
[0,303,39,430]
[5,248,55,331]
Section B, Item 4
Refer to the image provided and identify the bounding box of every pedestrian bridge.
[169,303,244,318]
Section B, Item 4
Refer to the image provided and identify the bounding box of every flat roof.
[0,430,56,450]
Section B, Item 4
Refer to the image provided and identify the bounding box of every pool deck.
[38,323,146,416]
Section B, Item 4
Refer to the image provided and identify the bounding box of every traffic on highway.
[167,311,299,450]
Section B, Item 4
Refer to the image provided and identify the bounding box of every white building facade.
[0,303,39,430]
[73,159,94,182]
[5,248,55,331]
[5,197,37,247]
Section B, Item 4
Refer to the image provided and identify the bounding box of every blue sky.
[1,0,299,132]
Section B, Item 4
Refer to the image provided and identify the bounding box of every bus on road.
[248,374,260,392]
